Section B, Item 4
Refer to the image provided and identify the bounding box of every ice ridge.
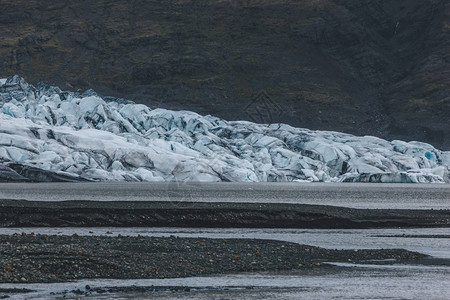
[0,75,448,183]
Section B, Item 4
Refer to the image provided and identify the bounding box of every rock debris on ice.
[0,75,448,183]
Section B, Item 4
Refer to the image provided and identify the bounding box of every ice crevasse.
[0,75,448,183]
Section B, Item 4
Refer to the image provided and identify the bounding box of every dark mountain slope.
[1,0,448,148]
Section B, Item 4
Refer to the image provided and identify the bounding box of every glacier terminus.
[0,75,448,183]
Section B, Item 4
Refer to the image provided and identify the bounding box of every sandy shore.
[1,200,449,228]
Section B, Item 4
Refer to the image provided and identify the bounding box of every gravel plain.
[0,233,430,285]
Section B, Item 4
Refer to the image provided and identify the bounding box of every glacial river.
[0,182,449,209]
[1,226,449,299]
[0,182,449,299]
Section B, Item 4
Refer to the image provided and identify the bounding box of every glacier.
[0,75,448,183]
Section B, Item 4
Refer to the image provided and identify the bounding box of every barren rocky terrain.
[0,233,428,283]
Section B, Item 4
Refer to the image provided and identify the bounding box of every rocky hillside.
[1,0,449,149]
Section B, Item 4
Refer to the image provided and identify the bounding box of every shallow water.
[1,182,449,209]
[2,265,449,299]
[2,227,449,259]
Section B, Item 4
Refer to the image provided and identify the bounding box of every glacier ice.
[0,75,448,183]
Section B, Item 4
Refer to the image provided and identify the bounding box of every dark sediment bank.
[0,200,449,229]
[0,233,430,284]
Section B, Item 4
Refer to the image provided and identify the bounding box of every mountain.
[0,76,448,183]
[0,0,448,149]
